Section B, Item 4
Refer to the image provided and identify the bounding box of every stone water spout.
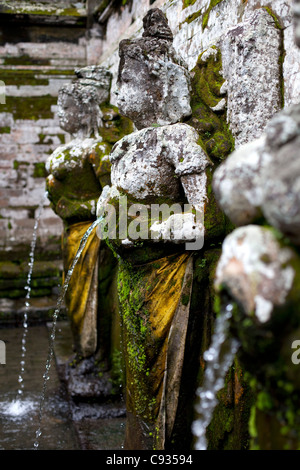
[95,8,248,451]
[45,65,131,398]
[212,0,300,449]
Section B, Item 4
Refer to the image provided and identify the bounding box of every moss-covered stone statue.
[46,66,132,387]
[212,0,300,449]
[96,8,249,450]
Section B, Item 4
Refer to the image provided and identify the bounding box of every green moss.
[181,293,190,306]
[38,133,46,144]
[0,126,10,134]
[197,258,207,269]
[213,293,221,316]
[256,391,274,411]
[182,0,197,8]
[0,4,86,18]
[4,55,51,66]
[0,68,74,83]
[181,9,202,26]
[202,0,224,31]
[100,104,133,144]
[188,47,235,163]
[33,162,48,178]
[2,95,57,121]
[249,405,258,439]
[61,8,86,17]
[118,261,158,422]
[57,134,66,144]
[0,261,22,279]
[191,47,224,108]
[13,160,29,170]
[0,70,49,86]
[262,6,282,30]
[205,361,251,450]
[110,348,124,393]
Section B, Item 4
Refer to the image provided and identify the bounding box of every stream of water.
[0,192,80,449]
[192,304,240,450]
[0,325,80,450]
[0,212,103,449]
[1,209,236,450]
[17,191,48,398]
[33,216,103,449]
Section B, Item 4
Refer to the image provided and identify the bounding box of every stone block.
[220,8,282,146]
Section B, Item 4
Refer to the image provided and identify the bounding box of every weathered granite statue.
[46,66,131,380]
[96,8,243,450]
[212,0,300,449]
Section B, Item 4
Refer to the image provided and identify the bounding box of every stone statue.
[212,0,300,449]
[46,66,130,377]
[96,8,227,450]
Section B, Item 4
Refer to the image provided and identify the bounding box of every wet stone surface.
[50,321,126,450]
[0,323,126,450]
[0,325,79,450]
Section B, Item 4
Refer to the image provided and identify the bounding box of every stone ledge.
[0,260,63,279]
[0,1,87,17]
[0,295,67,326]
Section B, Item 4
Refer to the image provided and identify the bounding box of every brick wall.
[1,0,300,321]
[0,0,103,321]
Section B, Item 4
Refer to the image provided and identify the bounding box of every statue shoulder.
[161,123,212,176]
[46,142,75,175]
[46,138,102,175]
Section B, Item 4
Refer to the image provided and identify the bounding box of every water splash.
[17,191,48,397]
[33,216,103,449]
[0,399,37,420]
[192,304,240,450]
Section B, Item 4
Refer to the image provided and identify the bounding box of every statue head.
[116,8,192,129]
[294,0,300,47]
[57,65,112,138]
[142,8,173,41]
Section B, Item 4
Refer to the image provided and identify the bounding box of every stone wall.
[0,1,102,262]
[0,0,102,320]
[0,0,299,320]
[2,0,299,260]
[99,0,300,115]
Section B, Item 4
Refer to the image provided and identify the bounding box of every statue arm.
[53,195,98,223]
[150,171,207,250]
[46,175,98,223]
[150,125,210,248]
[88,143,112,189]
[180,172,208,209]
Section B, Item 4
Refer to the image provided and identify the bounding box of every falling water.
[33,216,103,449]
[192,304,240,450]
[6,191,48,416]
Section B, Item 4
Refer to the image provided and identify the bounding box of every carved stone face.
[117,42,191,129]
[116,10,191,129]
[117,52,157,129]
[57,91,83,135]
[295,0,300,47]
[57,83,102,138]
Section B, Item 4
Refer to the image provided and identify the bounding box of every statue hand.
[56,196,96,222]
[150,212,204,247]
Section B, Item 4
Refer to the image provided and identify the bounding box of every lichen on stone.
[187,46,234,163]
[202,0,224,31]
